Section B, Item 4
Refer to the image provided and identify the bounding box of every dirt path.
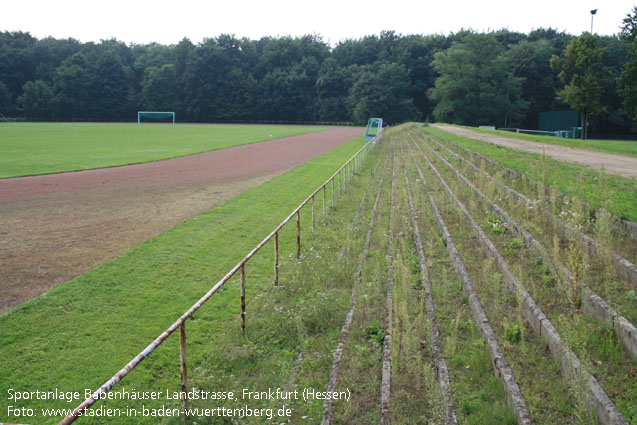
[432,124,637,179]
[0,127,363,315]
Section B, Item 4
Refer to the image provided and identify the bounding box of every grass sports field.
[0,123,326,178]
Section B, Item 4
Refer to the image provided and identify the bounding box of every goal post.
[137,111,175,124]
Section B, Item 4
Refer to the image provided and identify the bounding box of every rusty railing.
[58,133,380,424]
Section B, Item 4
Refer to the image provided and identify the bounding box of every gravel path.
[432,124,637,179]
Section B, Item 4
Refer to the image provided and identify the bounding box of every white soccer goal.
[137,111,175,124]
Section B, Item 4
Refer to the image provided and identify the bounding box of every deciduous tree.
[429,33,527,127]
[550,33,610,139]
[619,7,637,119]
[18,80,56,119]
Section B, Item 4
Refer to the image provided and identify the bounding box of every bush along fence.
[57,133,380,425]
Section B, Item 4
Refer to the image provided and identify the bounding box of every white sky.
[2,0,635,46]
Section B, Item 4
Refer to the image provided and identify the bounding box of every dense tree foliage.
[430,33,527,127]
[620,7,637,120]
[0,24,635,134]
[550,33,610,139]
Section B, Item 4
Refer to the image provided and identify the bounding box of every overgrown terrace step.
[322,149,390,425]
[401,143,458,425]
[406,140,534,425]
[426,129,637,243]
[418,130,637,292]
[418,134,637,360]
[411,139,628,425]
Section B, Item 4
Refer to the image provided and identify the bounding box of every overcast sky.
[2,0,635,46]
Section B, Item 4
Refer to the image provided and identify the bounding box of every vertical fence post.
[323,185,326,217]
[240,264,246,334]
[332,179,335,208]
[296,211,301,259]
[312,195,315,237]
[274,232,279,286]
[343,167,346,191]
[179,322,189,417]
[345,163,348,187]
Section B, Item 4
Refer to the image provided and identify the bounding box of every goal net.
[137,111,175,124]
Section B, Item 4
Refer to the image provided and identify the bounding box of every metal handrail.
[58,132,381,424]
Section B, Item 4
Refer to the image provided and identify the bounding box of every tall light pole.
[590,9,598,33]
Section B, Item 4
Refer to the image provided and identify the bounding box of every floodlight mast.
[137,111,176,124]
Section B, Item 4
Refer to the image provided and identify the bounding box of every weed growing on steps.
[414,137,601,424]
[593,205,624,309]
[539,146,549,202]
[399,143,517,423]
[390,239,447,423]
[418,132,637,422]
[515,266,526,342]
[427,129,636,324]
[565,241,586,308]
[425,128,637,267]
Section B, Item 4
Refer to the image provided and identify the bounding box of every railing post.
[344,163,348,187]
[274,232,279,286]
[323,185,326,217]
[312,195,315,237]
[240,264,246,333]
[296,211,301,259]
[179,322,189,417]
[343,167,346,191]
[332,179,335,208]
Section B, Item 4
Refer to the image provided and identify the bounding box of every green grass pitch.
[0,123,327,178]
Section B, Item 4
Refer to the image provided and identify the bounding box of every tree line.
[1,11,636,135]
